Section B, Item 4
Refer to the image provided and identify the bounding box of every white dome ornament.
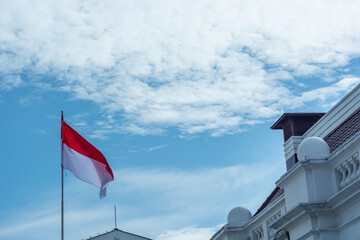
[227,206,252,227]
[297,137,330,162]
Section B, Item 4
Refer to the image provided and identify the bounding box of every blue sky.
[1,1,360,240]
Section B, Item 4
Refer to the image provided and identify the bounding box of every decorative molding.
[267,211,282,239]
[253,225,264,240]
[267,211,282,225]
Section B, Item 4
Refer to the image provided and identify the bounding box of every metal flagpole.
[61,111,64,240]
[114,205,117,229]
[61,164,64,240]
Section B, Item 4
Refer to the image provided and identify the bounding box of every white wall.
[282,168,309,210]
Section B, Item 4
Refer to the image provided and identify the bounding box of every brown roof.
[324,107,360,153]
[271,113,325,130]
[271,112,325,142]
[253,187,284,217]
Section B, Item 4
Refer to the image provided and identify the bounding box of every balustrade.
[336,152,359,189]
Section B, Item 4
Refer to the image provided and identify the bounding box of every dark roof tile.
[324,107,360,152]
[253,187,284,217]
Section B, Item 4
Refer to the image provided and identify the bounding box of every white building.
[85,228,153,240]
[211,83,360,240]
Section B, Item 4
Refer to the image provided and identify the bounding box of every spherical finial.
[297,137,330,161]
[227,206,252,226]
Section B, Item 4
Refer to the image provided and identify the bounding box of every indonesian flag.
[61,115,114,198]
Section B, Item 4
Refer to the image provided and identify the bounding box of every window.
[274,230,289,240]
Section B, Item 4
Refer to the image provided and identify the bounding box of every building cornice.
[271,174,360,232]
[327,177,360,210]
[270,202,331,230]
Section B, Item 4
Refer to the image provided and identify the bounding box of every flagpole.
[61,111,64,240]
[61,164,64,240]
[114,205,117,229]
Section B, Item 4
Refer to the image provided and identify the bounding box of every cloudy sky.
[1,0,360,240]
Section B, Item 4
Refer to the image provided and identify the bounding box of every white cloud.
[0,75,25,91]
[293,77,360,108]
[32,129,48,134]
[18,95,42,106]
[146,144,167,152]
[0,209,58,236]
[1,0,360,135]
[0,204,116,240]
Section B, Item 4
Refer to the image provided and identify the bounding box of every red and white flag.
[61,115,114,198]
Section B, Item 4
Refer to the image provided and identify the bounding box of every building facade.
[211,84,360,240]
[85,228,153,240]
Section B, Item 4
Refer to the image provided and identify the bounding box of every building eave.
[271,113,325,130]
[244,194,285,228]
[86,228,153,240]
[270,202,330,230]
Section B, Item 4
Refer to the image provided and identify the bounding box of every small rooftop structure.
[271,112,325,170]
[271,113,325,142]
